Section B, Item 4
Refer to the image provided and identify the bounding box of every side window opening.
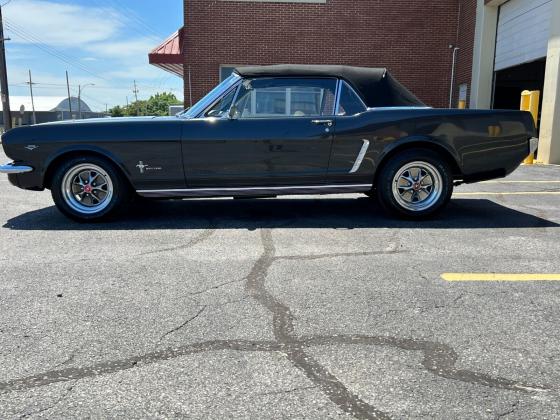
[337,82,367,116]
[232,78,338,119]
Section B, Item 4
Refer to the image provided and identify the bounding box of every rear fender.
[376,136,462,175]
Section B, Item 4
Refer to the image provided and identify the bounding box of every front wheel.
[51,156,132,222]
[376,149,453,219]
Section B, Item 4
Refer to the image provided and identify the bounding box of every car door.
[326,81,374,184]
[182,77,338,188]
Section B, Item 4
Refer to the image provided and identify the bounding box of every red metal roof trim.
[149,28,184,77]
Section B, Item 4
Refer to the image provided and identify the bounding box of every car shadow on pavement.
[3,197,558,231]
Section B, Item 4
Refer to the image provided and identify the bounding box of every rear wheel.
[376,149,453,219]
[51,156,132,222]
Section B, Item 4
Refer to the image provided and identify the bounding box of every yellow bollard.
[458,100,466,109]
[520,90,540,164]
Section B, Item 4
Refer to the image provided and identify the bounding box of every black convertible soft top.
[234,64,426,108]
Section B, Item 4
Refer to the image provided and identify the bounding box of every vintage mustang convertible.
[1,65,537,222]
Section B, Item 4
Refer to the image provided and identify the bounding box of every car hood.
[37,116,178,126]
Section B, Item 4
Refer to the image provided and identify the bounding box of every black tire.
[375,149,453,219]
[50,156,132,222]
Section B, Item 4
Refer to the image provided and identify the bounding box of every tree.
[109,92,182,117]
[126,100,148,117]
[109,105,125,117]
[146,92,182,116]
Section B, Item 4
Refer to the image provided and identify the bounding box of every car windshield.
[179,74,241,119]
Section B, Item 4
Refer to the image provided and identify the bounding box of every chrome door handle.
[312,119,334,127]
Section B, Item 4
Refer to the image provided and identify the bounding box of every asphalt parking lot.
[1,150,560,419]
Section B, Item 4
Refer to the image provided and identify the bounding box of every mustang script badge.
[136,161,162,174]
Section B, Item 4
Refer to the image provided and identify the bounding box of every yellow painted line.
[442,273,560,282]
[454,191,560,196]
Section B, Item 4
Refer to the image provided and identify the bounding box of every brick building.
[150,0,560,164]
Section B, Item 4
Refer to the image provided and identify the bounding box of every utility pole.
[133,80,139,102]
[126,96,129,107]
[65,70,72,117]
[0,5,12,131]
[78,85,81,119]
[77,83,94,119]
[26,70,37,125]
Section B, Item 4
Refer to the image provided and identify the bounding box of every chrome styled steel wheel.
[61,164,114,214]
[391,161,443,212]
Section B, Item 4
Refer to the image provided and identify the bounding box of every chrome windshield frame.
[179,73,242,119]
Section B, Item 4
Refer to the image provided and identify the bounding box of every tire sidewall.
[51,156,130,222]
[376,149,453,218]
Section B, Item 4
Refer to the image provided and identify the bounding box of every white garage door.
[495,0,552,71]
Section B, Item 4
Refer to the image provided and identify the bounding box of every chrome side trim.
[334,79,343,116]
[137,184,373,198]
[349,140,370,174]
[0,162,34,174]
[529,137,539,155]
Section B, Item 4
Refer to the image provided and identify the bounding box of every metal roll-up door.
[495,0,552,71]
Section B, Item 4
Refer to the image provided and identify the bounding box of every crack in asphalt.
[36,226,218,267]
[188,278,246,297]
[0,229,551,419]
[138,228,217,257]
[276,249,402,262]
[256,384,319,396]
[0,340,282,393]
[18,382,75,419]
[159,306,207,342]
[494,399,520,419]
[244,230,391,419]
[53,343,88,369]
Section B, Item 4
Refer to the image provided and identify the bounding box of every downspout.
[449,0,462,109]
[188,65,193,108]
[449,46,461,108]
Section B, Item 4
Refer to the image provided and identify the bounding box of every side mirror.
[228,106,239,120]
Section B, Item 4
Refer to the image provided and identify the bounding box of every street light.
[78,83,95,119]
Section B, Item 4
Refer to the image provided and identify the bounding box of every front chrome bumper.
[529,137,539,155]
[0,162,34,174]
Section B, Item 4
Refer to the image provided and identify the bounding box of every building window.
[220,66,238,82]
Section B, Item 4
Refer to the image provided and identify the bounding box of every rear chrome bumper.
[529,137,539,155]
[0,162,34,174]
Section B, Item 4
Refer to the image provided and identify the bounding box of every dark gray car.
[0,65,537,222]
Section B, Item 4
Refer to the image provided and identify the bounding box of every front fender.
[42,145,132,189]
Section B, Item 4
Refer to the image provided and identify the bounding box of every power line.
[4,21,90,70]
[9,81,180,95]
[4,21,107,80]
[4,20,108,81]
[88,0,163,42]
[80,92,107,109]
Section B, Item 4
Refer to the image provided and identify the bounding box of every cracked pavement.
[1,149,560,419]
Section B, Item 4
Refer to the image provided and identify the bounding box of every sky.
[3,0,184,111]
